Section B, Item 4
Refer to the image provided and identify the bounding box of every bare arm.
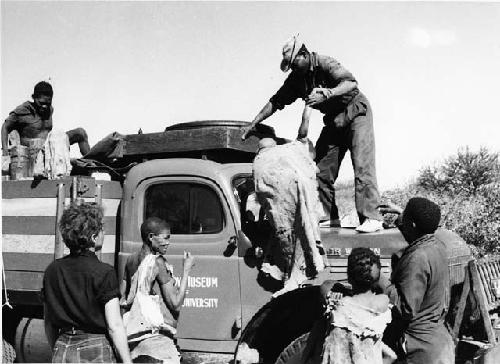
[323,80,358,99]
[241,102,278,140]
[119,278,126,301]
[1,117,16,155]
[43,304,58,349]
[297,106,313,139]
[305,81,358,106]
[118,278,129,314]
[159,252,194,315]
[104,297,132,364]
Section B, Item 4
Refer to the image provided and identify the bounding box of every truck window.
[144,183,224,234]
[232,175,254,210]
[232,175,272,246]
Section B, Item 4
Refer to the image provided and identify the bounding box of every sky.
[1,1,499,190]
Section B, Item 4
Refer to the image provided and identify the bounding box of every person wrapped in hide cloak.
[252,138,325,294]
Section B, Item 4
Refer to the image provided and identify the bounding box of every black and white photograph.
[1,1,500,363]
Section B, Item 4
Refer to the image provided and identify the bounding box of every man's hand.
[305,88,329,106]
[378,202,403,215]
[183,251,195,274]
[241,125,255,140]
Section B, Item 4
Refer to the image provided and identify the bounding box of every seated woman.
[42,202,131,363]
[321,247,395,364]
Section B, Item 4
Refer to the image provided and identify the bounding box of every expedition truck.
[1,121,495,363]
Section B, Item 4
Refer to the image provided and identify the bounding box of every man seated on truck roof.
[119,217,195,363]
[379,198,454,364]
[1,81,91,157]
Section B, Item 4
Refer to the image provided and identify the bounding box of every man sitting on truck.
[380,198,454,364]
[1,81,91,158]
[120,217,195,363]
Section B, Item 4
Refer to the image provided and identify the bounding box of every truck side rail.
[453,257,500,346]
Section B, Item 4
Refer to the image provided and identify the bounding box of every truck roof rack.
[72,120,284,178]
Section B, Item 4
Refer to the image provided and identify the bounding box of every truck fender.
[235,285,327,364]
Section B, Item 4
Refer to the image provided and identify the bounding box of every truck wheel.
[275,332,321,364]
[236,286,325,363]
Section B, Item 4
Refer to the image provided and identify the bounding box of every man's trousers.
[314,97,381,223]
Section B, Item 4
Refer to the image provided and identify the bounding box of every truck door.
[130,176,241,351]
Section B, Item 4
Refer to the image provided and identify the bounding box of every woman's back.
[321,292,391,364]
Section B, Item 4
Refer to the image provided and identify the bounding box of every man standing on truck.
[120,217,195,363]
[1,81,91,157]
[380,198,454,364]
[241,35,383,233]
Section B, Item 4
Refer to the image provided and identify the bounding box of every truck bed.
[2,178,122,307]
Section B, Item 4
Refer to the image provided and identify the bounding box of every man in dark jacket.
[241,36,383,233]
[380,198,454,364]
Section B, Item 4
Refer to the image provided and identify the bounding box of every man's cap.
[33,81,53,97]
[280,35,304,72]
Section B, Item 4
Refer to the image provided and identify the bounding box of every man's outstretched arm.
[241,101,278,140]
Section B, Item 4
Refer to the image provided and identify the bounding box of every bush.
[382,147,500,257]
[417,147,499,195]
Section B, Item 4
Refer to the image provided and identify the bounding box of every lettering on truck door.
[129,176,242,347]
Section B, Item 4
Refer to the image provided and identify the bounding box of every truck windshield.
[144,182,224,234]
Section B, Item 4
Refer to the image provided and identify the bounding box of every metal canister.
[9,145,29,180]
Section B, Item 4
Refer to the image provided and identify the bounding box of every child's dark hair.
[140,217,171,243]
[347,247,381,292]
[33,81,53,98]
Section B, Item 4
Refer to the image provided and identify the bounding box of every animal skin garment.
[253,140,325,294]
[43,129,72,179]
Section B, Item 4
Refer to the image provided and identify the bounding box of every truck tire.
[236,286,325,364]
[274,332,311,364]
[274,330,324,364]
[15,318,51,363]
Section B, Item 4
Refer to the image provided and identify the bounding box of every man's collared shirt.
[270,52,360,116]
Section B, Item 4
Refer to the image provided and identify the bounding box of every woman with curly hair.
[42,202,131,363]
[321,247,395,364]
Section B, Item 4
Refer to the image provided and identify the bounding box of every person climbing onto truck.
[241,35,383,233]
[120,217,195,363]
[41,202,132,363]
[379,198,454,364]
[1,81,91,157]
